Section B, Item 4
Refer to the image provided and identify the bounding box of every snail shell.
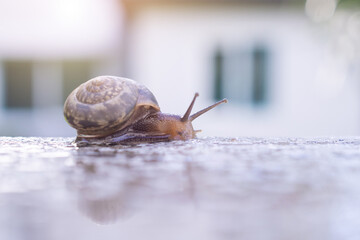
[63,76,159,137]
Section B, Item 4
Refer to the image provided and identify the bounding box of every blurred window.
[4,61,32,108]
[32,62,63,108]
[3,60,93,109]
[62,61,92,102]
[214,46,269,106]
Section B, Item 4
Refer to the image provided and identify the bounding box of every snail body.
[64,76,227,145]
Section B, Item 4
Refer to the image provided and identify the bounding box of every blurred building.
[121,0,360,137]
[0,0,123,136]
[0,0,359,137]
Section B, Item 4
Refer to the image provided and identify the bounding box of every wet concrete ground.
[1,137,360,240]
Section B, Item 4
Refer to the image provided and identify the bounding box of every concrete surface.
[1,137,360,240]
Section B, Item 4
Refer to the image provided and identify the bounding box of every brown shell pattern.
[63,76,159,136]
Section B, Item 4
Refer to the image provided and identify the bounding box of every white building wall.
[126,4,360,137]
[0,0,122,59]
[0,63,4,108]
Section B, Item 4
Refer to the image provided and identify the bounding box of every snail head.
[160,93,227,140]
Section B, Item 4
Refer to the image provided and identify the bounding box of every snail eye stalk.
[181,93,199,122]
[190,98,227,122]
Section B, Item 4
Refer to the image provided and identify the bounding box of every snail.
[64,76,227,145]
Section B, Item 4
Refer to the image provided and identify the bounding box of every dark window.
[252,47,268,104]
[4,61,33,108]
[63,61,92,101]
[213,45,269,106]
[214,48,224,101]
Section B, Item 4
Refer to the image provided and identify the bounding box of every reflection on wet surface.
[1,137,360,239]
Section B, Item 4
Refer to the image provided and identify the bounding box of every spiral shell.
[63,76,159,136]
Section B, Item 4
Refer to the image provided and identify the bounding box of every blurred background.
[0,0,359,137]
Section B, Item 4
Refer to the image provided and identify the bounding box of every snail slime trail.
[63,76,227,145]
